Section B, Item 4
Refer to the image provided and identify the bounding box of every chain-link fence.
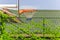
[1,10,60,40]
[1,16,60,40]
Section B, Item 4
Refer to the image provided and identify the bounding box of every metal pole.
[43,18,45,37]
[17,0,20,17]
[17,0,23,23]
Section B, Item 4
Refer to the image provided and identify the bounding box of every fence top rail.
[19,17,60,19]
[1,16,60,19]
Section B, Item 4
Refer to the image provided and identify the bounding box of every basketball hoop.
[23,11,36,20]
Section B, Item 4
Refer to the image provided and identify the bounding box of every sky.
[0,0,17,4]
[20,0,60,10]
[0,0,60,10]
[0,0,18,10]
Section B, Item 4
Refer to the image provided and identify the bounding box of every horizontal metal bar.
[10,34,60,38]
[3,17,60,19]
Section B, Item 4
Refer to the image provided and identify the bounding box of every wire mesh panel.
[1,10,60,40]
[43,18,60,37]
[4,17,43,34]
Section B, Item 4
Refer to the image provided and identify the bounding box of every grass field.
[1,10,60,40]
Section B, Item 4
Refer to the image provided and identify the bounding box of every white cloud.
[0,4,17,10]
[20,5,37,9]
[0,4,17,7]
[8,8,18,10]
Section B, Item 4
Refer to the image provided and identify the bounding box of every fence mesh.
[1,10,60,40]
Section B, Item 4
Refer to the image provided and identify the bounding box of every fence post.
[42,17,45,37]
